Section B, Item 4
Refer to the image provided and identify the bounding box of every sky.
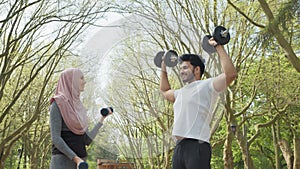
[79,13,132,122]
[81,13,129,88]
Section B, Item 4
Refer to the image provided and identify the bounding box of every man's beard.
[182,68,196,83]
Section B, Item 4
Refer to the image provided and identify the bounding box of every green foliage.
[1,0,299,168]
[0,0,112,168]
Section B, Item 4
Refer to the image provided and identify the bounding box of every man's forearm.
[216,45,237,85]
[160,63,171,92]
[160,70,171,92]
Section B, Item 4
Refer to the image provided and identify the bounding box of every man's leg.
[172,143,185,169]
[183,140,211,169]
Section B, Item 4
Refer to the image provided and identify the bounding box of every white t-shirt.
[173,78,221,143]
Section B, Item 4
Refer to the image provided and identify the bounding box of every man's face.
[180,61,196,83]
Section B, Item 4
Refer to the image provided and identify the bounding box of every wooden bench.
[97,159,134,169]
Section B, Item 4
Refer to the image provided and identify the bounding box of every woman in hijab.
[49,68,112,169]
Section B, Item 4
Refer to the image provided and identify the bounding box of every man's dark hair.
[179,54,205,78]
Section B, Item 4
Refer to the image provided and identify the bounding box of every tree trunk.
[17,147,23,169]
[236,127,254,169]
[223,129,234,169]
[272,124,280,169]
[278,139,293,169]
[0,161,3,169]
[293,137,300,169]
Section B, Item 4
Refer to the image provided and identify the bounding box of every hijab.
[50,68,88,135]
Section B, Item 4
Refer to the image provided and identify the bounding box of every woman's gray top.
[50,101,103,160]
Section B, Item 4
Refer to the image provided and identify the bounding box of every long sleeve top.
[50,101,103,159]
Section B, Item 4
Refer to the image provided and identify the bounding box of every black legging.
[172,139,211,169]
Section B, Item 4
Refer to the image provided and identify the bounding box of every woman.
[49,68,112,169]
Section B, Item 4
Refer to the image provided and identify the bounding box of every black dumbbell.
[100,107,113,116]
[202,26,230,54]
[78,162,88,169]
[154,50,178,67]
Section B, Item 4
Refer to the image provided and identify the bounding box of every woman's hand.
[73,156,84,166]
[99,108,113,123]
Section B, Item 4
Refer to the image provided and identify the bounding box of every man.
[160,38,237,169]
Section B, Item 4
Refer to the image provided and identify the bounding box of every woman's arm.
[50,102,77,160]
[84,109,112,145]
[84,122,103,145]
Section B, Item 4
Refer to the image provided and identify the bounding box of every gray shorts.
[50,154,76,169]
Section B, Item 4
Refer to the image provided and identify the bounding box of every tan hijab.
[50,68,88,135]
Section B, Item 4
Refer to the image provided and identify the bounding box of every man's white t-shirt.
[173,78,221,143]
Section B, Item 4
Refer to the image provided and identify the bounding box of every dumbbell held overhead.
[202,26,230,54]
[154,50,178,68]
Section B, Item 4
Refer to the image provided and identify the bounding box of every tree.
[0,0,111,168]
[227,0,300,72]
[104,0,299,168]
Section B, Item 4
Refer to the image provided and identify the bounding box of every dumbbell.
[202,26,230,54]
[100,107,113,116]
[154,50,178,67]
[78,162,88,169]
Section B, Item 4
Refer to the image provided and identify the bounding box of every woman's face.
[78,74,86,92]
